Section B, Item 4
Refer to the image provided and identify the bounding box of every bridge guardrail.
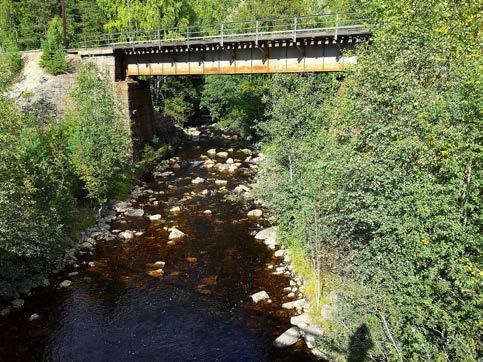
[78,13,368,49]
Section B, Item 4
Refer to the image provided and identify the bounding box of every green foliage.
[66,62,130,203]
[0,98,74,296]
[201,75,268,136]
[40,16,69,75]
[153,76,202,125]
[255,0,481,360]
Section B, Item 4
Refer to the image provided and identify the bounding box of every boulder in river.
[169,228,186,240]
[191,177,205,184]
[226,158,234,164]
[11,299,24,309]
[113,201,129,213]
[147,269,164,277]
[216,151,229,158]
[215,179,228,186]
[273,327,301,348]
[59,280,72,288]
[250,290,270,303]
[119,230,134,240]
[207,148,217,156]
[28,313,40,322]
[124,208,144,217]
[169,206,181,213]
[0,307,11,317]
[149,214,162,221]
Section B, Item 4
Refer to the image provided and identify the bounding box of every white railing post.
[335,13,339,40]
[293,16,297,42]
[255,20,259,46]
[220,22,224,46]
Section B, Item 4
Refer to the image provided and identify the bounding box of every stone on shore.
[149,214,162,221]
[234,184,250,193]
[207,148,217,156]
[216,151,229,158]
[169,228,186,240]
[282,299,309,310]
[273,327,301,348]
[124,208,144,217]
[250,290,270,303]
[247,209,263,218]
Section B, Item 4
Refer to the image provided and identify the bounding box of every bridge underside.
[78,30,369,78]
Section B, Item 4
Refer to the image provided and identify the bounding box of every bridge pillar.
[79,48,124,81]
[115,78,155,160]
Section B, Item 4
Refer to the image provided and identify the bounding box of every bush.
[255,1,480,359]
[66,62,130,204]
[40,16,69,75]
[0,98,74,297]
[0,37,22,91]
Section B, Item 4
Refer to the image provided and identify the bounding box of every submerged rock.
[119,230,134,240]
[59,280,72,288]
[11,299,24,309]
[0,307,12,317]
[169,228,186,240]
[28,313,40,322]
[147,269,164,277]
[250,290,270,303]
[273,327,301,348]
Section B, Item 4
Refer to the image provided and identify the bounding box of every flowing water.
[0,126,314,361]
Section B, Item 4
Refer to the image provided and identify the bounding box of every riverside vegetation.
[0,0,481,360]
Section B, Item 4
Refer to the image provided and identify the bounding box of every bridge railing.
[78,13,367,49]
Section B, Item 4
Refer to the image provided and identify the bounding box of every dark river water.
[0,126,314,361]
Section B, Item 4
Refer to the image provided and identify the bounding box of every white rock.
[273,327,301,348]
[113,201,129,213]
[226,158,234,164]
[191,177,205,184]
[255,227,276,240]
[240,148,252,155]
[274,249,286,257]
[203,210,212,215]
[282,299,309,310]
[59,280,72,288]
[135,232,144,236]
[250,290,270,303]
[11,299,24,309]
[29,313,40,322]
[119,230,134,240]
[0,307,11,317]
[169,206,181,213]
[207,148,217,156]
[247,209,263,218]
[215,180,228,186]
[169,228,186,240]
[149,214,162,221]
[216,151,229,158]
[290,313,311,329]
[124,208,144,217]
[88,261,96,267]
[234,184,250,193]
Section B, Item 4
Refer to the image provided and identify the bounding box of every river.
[0,126,315,361]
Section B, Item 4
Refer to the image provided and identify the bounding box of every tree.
[40,16,69,75]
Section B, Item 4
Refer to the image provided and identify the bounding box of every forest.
[0,0,480,360]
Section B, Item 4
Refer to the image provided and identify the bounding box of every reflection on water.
[0,126,314,361]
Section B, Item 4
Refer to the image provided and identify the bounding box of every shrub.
[0,98,74,297]
[254,1,480,359]
[66,62,130,204]
[40,16,69,75]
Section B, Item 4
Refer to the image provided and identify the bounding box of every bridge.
[75,13,369,79]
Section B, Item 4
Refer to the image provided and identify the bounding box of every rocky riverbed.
[0,126,323,361]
